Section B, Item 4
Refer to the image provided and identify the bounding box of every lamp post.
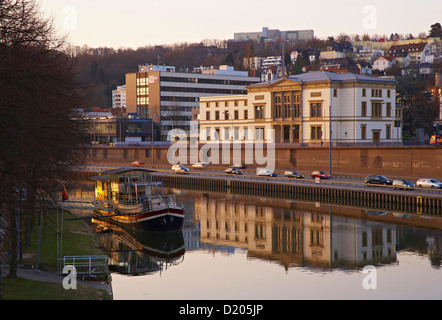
[329,103,332,175]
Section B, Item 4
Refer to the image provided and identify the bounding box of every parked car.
[430,135,442,145]
[393,179,415,190]
[256,169,277,177]
[284,171,304,179]
[191,162,207,168]
[225,167,243,175]
[231,164,246,169]
[364,175,393,185]
[311,171,331,179]
[171,164,189,173]
[131,161,144,165]
[416,178,442,189]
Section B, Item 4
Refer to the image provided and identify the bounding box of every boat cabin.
[90,168,162,209]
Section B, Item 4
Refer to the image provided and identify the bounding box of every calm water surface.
[88,188,442,300]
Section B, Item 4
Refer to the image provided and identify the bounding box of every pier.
[70,166,442,216]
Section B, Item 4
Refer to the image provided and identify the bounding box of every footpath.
[1,265,113,299]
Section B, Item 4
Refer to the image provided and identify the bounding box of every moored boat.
[90,168,185,232]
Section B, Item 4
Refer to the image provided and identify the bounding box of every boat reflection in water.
[92,218,185,275]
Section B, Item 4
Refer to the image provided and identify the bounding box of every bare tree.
[0,0,88,278]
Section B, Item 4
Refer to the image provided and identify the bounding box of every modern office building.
[199,71,400,145]
[125,65,260,141]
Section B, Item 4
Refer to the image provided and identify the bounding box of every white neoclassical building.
[199,71,401,145]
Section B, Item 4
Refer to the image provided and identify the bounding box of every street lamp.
[329,103,332,175]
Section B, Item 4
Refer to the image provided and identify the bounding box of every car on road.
[256,169,277,177]
[364,175,393,185]
[393,179,415,190]
[311,171,331,179]
[430,135,442,145]
[284,171,304,179]
[416,178,442,189]
[171,164,189,174]
[191,162,207,168]
[131,161,144,166]
[225,167,243,175]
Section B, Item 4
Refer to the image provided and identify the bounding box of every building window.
[386,125,391,139]
[371,89,382,97]
[275,104,281,118]
[255,128,264,140]
[361,124,367,140]
[386,103,391,117]
[224,128,230,140]
[371,102,382,118]
[244,110,248,119]
[333,89,338,97]
[244,128,249,140]
[274,95,281,118]
[362,88,366,97]
[310,126,322,140]
[284,104,291,118]
[361,101,367,117]
[234,110,239,120]
[310,102,322,118]
[255,105,264,119]
[387,90,391,98]
[234,127,239,140]
[293,104,301,118]
[206,111,210,121]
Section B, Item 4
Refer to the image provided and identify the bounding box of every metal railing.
[59,255,108,276]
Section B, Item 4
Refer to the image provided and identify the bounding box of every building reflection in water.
[195,193,398,270]
[90,187,442,275]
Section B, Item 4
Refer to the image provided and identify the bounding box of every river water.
[78,185,442,300]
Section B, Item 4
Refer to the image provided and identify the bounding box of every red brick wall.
[87,145,442,180]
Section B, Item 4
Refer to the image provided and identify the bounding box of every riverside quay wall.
[86,145,442,180]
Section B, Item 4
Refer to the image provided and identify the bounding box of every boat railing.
[115,194,183,209]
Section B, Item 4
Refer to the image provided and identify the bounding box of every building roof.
[248,71,396,88]
[320,57,359,70]
[387,43,428,54]
[89,168,156,181]
[373,56,395,63]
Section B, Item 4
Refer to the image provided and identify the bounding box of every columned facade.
[199,71,400,146]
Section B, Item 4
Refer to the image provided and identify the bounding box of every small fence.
[59,255,109,278]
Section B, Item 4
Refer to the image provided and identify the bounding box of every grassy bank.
[1,209,110,300]
[2,277,108,300]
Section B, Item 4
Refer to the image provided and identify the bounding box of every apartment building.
[199,71,400,145]
[112,85,126,109]
[234,27,314,43]
[387,43,432,64]
[125,65,260,141]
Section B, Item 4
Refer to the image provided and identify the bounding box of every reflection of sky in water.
[111,250,442,300]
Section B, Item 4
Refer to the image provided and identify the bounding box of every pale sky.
[38,0,442,49]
